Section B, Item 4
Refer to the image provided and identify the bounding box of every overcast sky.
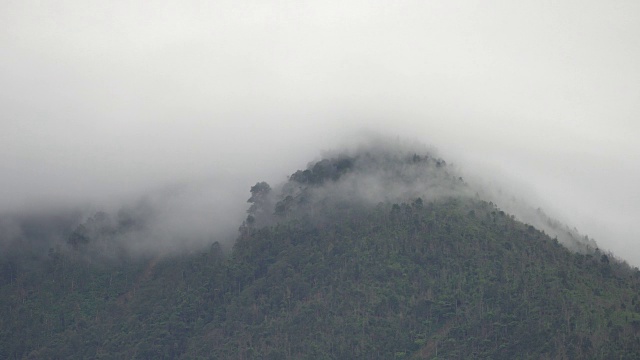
[2,1,639,264]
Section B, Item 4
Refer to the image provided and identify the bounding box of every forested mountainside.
[2,147,640,359]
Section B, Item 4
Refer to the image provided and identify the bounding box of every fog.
[2,1,639,264]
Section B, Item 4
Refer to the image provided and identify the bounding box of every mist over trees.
[0,140,608,264]
[1,142,640,359]
[239,140,599,258]
[3,1,639,356]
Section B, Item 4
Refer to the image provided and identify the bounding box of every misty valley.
[2,144,640,359]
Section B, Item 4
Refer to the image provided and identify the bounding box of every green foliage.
[2,197,640,359]
[1,150,639,358]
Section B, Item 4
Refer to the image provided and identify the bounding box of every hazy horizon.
[2,1,639,264]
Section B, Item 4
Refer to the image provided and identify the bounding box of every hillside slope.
[1,146,639,359]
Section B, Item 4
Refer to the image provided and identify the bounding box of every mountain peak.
[2,143,640,359]
[242,145,468,230]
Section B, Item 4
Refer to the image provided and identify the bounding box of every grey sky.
[2,1,640,264]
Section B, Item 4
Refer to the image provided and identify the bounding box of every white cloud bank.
[1,0,639,264]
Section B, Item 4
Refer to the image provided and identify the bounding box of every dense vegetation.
[2,149,640,359]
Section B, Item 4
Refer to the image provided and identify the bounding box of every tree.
[244,182,273,228]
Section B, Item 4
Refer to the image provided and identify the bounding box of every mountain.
[1,143,640,359]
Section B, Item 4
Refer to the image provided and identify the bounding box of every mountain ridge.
[1,144,639,359]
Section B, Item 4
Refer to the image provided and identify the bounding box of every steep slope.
[1,145,639,359]
[196,196,640,359]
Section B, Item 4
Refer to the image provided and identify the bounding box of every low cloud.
[1,1,639,265]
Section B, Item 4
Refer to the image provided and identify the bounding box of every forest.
[2,148,640,359]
